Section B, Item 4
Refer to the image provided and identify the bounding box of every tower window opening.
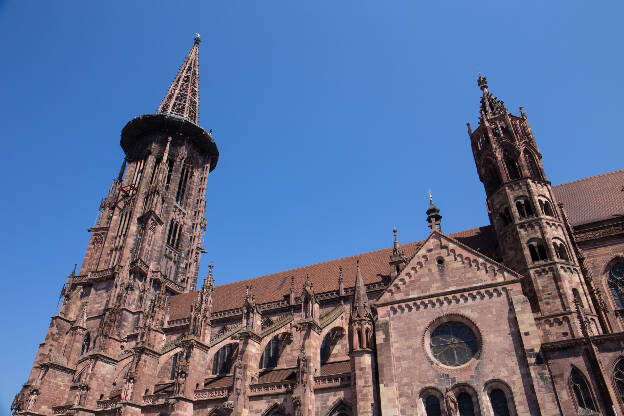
[528,240,549,262]
[613,359,624,402]
[165,159,175,190]
[176,166,190,205]
[553,240,570,261]
[523,149,543,181]
[483,160,502,195]
[539,199,554,217]
[516,199,535,218]
[504,152,520,181]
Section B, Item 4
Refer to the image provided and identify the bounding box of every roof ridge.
[554,168,624,188]
[208,226,491,292]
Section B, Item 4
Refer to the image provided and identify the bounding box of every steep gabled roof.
[552,169,624,226]
[168,226,497,319]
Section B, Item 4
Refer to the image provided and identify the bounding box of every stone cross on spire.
[158,34,201,124]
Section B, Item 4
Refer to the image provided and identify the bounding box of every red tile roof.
[320,360,351,376]
[203,375,233,389]
[168,226,497,319]
[552,169,624,226]
[257,368,296,384]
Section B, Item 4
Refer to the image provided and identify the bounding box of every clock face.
[430,322,478,367]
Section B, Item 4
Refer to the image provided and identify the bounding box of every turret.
[469,75,603,341]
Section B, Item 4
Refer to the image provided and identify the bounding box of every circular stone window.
[429,321,478,367]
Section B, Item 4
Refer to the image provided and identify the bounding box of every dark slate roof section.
[553,169,624,226]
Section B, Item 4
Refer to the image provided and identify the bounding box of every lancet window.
[482,160,502,195]
[499,206,512,227]
[164,159,175,190]
[504,151,520,181]
[607,262,624,310]
[569,368,597,413]
[176,165,191,205]
[166,220,182,249]
[523,149,543,180]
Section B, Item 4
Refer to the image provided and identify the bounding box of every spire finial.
[158,37,201,123]
[477,74,488,91]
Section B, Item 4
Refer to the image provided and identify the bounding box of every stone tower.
[467,76,604,341]
[14,36,218,415]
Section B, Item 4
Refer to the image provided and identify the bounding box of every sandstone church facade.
[12,36,624,416]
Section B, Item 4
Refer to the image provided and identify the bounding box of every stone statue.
[444,387,459,416]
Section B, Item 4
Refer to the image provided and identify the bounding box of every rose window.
[430,321,478,366]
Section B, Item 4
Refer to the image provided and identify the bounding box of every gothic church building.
[12,36,624,416]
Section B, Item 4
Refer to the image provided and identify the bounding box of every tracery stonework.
[12,39,624,416]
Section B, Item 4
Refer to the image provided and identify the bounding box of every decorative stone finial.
[477,74,488,91]
[194,33,201,44]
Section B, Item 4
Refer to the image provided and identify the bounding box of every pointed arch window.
[523,149,543,181]
[424,395,442,416]
[613,359,624,404]
[259,335,280,369]
[482,160,502,195]
[569,368,597,413]
[504,152,521,181]
[608,262,624,310]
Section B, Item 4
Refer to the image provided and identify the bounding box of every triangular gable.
[377,231,521,305]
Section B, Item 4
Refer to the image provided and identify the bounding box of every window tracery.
[613,359,624,404]
[608,262,624,310]
[569,368,597,414]
[429,322,478,367]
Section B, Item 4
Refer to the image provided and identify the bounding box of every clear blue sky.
[1,0,622,410]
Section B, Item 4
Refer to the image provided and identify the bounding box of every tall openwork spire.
[158,34,201,124]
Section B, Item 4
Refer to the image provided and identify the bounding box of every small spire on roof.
[338,266,344,296]
[351,260,372,320]
[477,74,507,121]
[203,264,215,291]
[426,192,442,233]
